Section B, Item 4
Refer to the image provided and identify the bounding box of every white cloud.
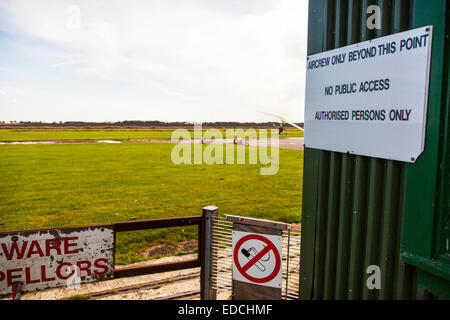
[0,0,308,122]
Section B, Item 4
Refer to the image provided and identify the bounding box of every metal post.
[11,281,22,300]
[285,229,291,300]
[200,205,218,300]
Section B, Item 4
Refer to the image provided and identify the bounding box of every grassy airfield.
[0,141,303,264]
[0,128,303,141]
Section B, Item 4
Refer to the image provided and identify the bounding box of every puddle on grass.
[96,140,122,144]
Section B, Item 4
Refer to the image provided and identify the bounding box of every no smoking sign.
[232,231,282,288]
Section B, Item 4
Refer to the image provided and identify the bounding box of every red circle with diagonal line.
[233,234,281,283]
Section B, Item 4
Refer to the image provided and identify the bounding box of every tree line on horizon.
[0,120,304,128]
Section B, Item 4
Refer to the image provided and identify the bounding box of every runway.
[0,137,304,151]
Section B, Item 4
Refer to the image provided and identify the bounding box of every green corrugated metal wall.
[400,0,450,299]
[300,0,448,300]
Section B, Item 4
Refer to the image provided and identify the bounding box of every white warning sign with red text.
[232,231,282,288]
[0,226,114,295]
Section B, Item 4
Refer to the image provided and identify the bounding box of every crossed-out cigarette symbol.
[240,246,270,272]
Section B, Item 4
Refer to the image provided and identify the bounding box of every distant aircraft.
[258,111,304,135]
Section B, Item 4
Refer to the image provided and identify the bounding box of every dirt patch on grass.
[140,240,198,258]
[290,223,301,231]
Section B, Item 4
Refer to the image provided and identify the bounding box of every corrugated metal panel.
[300,0,419,300]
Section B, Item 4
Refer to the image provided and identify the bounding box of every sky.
[0,0,308,123]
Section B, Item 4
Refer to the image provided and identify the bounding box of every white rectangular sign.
[232,230,282,289]
[305,26,433,162]
[0,226,114,295]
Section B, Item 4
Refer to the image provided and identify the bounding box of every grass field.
[0,128,304,141]
[0,142,303,264]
